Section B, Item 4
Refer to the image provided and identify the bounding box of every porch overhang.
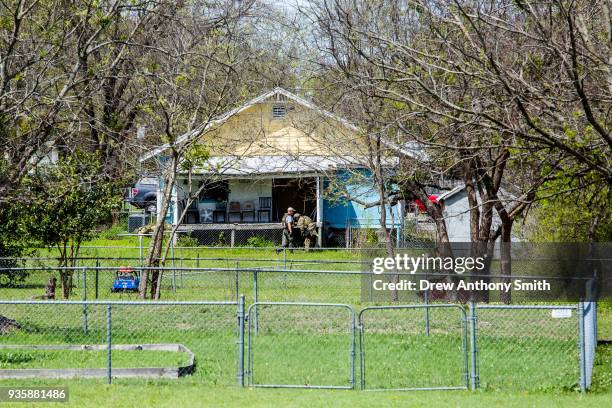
[185,155,369,178]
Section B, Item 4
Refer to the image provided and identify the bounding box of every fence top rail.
[0,266,596,281]
[358,304,467,321]
[475,304,578,310]
[0,256,368,264]
[32,246,387,251]
[0,300,239,306]
[247,301,356,316]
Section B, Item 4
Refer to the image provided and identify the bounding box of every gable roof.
[139,87,419,162]
[437,185,465,201]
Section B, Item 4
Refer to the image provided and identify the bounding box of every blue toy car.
[112,267,140,292]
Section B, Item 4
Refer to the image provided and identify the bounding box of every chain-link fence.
[358,305,468,391]
[0,298,598,392]
[0,300,241,385]
[177,228,284,247]
[246,302,355,389]
[0,247,602,393]
[99,213,439,248]
[471,303,596,392]
[345,216,437,249]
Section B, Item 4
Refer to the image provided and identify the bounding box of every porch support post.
[316,176,324,247]
[156,179,163,223]
[171,183,179,226]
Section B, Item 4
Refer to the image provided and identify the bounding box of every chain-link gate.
[474,304,580,391]
[358,305,469,391]
[246,302,356,389]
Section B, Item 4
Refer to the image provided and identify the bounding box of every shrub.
[246,236,275,247]
[176,233,200,247]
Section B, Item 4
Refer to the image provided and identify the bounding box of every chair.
[241,201,256,223]
[258,197,272,222]
[227,201,242,222]
[213,201,227,223]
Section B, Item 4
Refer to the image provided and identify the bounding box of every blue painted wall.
[322,170,398,228]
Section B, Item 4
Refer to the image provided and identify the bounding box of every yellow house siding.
[196,101,365,157]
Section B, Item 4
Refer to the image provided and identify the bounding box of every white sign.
[551,309,572,318]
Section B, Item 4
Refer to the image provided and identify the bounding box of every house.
[437,185,520,242]
[140,88,410,247]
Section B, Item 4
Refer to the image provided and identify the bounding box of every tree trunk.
[499,220,513,304]
[61,273,71,300]
[140,155,177,299]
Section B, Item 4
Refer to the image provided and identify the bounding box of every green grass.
[1,235,610,405]
[0,303,237,385]
[0,345,609,406]
[0,379,610,408]
[0,303,596,392]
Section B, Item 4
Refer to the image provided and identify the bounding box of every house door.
[272,178,317,221]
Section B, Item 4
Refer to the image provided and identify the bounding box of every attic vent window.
[272,104,286,119]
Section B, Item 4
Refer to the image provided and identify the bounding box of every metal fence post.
[462,306,469,389]
[95,260,99,299]
[468,301,479,390]
[171,239,177,291]
[172,266,177,293]
[138,234,143,267]
[82,269,88,334]
[237,294,245,387]
[253,270,258,333]
[350,311,356,389]
[578,301,587,393]
[358,318,365,390]
[106,303,112,385]
[424,289,430,336]
[235,261,240,301]
[593,301,598,344]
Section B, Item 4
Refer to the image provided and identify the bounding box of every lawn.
[0,343,609,405]
[0,301,602,393]
[0,379,610,408]
[0,235,609,406]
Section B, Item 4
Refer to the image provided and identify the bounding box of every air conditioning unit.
[128,214,151,233]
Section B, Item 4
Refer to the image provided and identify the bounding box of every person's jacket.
[281,213,301,230]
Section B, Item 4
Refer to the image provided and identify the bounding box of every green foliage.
[0,161,31,286]
[97,223,128,240]
[22,151,123,260]
[180,144,210,171]
[176,233,200,248]
[246,236,275,247]
[216,232,227,246]
[521,176,611,242]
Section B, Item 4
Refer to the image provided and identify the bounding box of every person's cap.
[287,207,295,212]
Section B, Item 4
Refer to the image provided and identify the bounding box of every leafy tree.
[521,179,611,242]
[0,201,31,287]
[23,152,122,298]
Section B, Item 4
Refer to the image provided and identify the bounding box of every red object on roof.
[413,195,438,212]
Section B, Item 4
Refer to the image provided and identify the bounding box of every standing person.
[297,214,318,250]
[281,207,300,248]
